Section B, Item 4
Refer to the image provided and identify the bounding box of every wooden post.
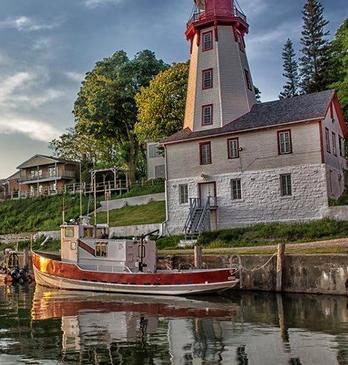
[23,248,29,269]
[194,246,203,269]
[276,243,285,292]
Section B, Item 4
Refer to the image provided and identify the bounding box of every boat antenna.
[106,187,110,227]
[93,171,97,226]
[79,160,83,220]
[62,194,65,224]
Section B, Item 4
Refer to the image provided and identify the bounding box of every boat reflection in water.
[1,286,348,364]
[31,287,239,364]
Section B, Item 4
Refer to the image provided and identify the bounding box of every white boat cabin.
[60,223,157,274]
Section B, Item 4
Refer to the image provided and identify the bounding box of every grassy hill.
[97,201,165,227]
[0,195,91,234]
[0,181,166,235]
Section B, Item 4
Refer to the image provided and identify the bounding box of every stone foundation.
[158,253,348,296]
[166,164,328,234]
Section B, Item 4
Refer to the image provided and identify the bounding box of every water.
[0,286,348,365]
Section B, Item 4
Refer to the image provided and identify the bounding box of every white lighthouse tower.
[184,0,256,132]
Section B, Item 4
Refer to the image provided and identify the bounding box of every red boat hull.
[32,252,239,295]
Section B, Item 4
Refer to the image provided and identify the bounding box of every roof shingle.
[162,90,336,144]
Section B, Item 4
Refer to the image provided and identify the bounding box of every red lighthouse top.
[187,0,248,41]
[196,0,233,17]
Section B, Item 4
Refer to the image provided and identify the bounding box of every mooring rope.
[230,253,277,274]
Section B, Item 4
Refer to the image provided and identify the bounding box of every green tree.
[254,86,262,103]
[280,39,299,98]
[135,62,189,142]
[73,50,168,184]
[300,0,331,93]
[328,19,348,120]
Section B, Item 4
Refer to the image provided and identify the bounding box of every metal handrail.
[187,1,247,25]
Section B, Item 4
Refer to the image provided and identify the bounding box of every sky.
[0,0,346,178]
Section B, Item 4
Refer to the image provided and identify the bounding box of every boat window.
[64,227,75,238]
[96,242,108,257]
[83,228,94,238]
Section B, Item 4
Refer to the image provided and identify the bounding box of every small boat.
[32,219,239,296]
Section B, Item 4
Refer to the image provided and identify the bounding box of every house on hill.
[161,0,347,236]
[6,155,80,199]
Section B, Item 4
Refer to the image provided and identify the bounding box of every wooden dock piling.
[276,243,285,292]
[194,246,203,269]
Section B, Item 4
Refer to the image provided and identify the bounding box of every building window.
[179,184,189,205]
[202,104,213,126]
[202,69,213,89]
[48,166,56,177]
[96,242,108,257]
[280,174,292,197]
[339,136,345,157]
[325,128,331,153]
[278,130,292,155]
[228,138,240,159]
[149,144,160,158]
[202,31,213,51]
[244,69,252,91]
[332,132,337,156]
[200,142,212,165]
[231,179,242,200]
[154,165,165,178]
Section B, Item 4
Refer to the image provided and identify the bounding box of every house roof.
[162,90,347,144]
[17,154,79,169]
[6,171,21,180]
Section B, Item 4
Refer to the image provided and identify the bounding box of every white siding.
[322,103,347,198]
[166,122,322,181]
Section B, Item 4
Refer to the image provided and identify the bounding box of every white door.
[199,183,216,206]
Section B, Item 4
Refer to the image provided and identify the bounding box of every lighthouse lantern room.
[184,0,256,132]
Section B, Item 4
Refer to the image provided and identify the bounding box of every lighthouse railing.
[187,1,247,26]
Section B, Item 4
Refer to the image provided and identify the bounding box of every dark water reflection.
[0,286,348,364]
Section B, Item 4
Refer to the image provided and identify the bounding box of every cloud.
[0,16,60,32]
[239,0,267,19]
[83,0,123,9]
[247,19,301,59]
[33,37,53,51]
[0,72,34,103]
[0,117,61,142]
[64,71,85,83]
[15,89,65,108]
[0,70,65,111]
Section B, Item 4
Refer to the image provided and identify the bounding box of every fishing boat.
[32,219,239,295]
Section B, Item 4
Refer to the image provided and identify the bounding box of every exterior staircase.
[184,197,216,241]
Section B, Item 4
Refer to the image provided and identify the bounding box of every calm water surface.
[0,285,348,365]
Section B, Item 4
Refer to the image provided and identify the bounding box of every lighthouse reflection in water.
[1,286,348,364]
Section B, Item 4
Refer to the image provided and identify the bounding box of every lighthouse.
[184,0,256,132]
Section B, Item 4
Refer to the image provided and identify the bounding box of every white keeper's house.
[161,0,348,236]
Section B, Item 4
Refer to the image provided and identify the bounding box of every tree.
[299,0,331,93]
[328,19,348,120]
[135,62,189,142]
[280,39,299,98]
[254,86,262,103]
[73,50,168,184]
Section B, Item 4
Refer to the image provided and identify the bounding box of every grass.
[157,219,348,250]
[197,219,348,247]
[97,201,166,227]
[0,180,165,235]
[330,190,348,206]
[0,194,93,234]
[111,179,165,200]
[0,238,61,253]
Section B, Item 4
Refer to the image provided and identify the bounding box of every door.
[199,182,216,207]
